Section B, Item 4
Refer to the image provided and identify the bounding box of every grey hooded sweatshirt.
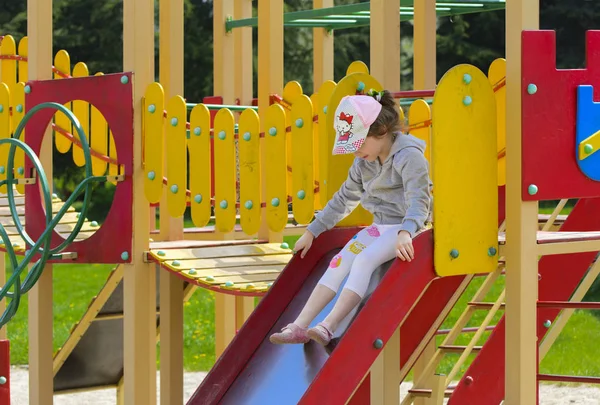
[306,133,433,238]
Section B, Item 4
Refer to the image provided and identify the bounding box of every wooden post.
[370,326,400,404]
[413,0,436,90]
[123,0,156,403]
[0,255,5,340]
[27,0,53,403]
[313,0,333,91]
[370,0,400,90]
[504,0,539,404]
[158,0,184,403]
[257,0,283,243]
[413,339,436,405]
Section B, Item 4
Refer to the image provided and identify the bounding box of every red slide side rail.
[300,230,436,404]
[0,340,10,405]
[449,197,600,404]
[187,227,359,405]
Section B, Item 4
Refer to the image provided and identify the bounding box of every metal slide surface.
[188,228,438,405]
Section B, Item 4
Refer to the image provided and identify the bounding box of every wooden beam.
[370,0,400,89]
[313,0,334,91]
[413,0,437,90]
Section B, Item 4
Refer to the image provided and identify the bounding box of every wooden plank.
[149,239,266,250]
[238,108,261,235]
[181,271,280,285]
[156,253,291,270]
[264,103,288,232]
[174,265,284,279]
[149,243,290,261]
[291,94,315,225]
[497,231,600,244]
[214,108,236,233]
[165,95,187,218]
[143,82,164,203]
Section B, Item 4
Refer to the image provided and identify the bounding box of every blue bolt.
[206,276,215,282]
[357,82,365,92]
[244,200,253,210]
[91,221,99,227]
[450,249,459,259]
[0,105,4,113]
[295,118,304,128]
[220,200,228,209]
[0,166,5,174]
[17,167,24,175]
[193,127,201,136]
[488,247,497,256]
[218,131,226,140]
[243,132,251,141]
[225,281,234,287]
[171,117,178,127]
[0,376,6,385]
[16,105,23,113]
[170,184,178,194]
[271,197,280,207]
[528,184,538,195]
[543,319,551,328]
[24,85,31,94]
[373,339,384,349]
[121,75,129,84]
[323,106,328,114]
[148,104,156,113]
[463,73,472,84]
[194,194,202,204]
[269,127,277,136]
[172,260,181,266]
[189,269,197,275]
[527,83,537,95]
[147,171,156,180]
[121,251,129,261]
[463,96,472,106]
[157,250,166,256]
[297,190,306,200]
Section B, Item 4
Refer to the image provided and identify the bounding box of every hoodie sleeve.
[393,147,432,237]
[306,159,364,238]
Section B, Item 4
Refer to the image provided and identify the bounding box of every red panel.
[187,227,359,405]
[24,72,133,263]
[522,30,600,201]
[300,231,436,404]
[0,340,9,404]
[449,197,600,404]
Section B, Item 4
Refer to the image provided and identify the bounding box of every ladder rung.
[407,388,454,398]
[436,325,496,335]
[438,344,483,353]
[468,301,506,309]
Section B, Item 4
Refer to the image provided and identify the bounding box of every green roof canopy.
[226,0,506,31]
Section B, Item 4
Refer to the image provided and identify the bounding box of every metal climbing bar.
[225,1,506,31]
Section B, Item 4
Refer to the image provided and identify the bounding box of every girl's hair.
[367,90,405,138]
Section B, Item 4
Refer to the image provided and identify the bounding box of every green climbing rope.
[0,102,112,327]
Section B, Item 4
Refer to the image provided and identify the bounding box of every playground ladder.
[402,199,569,403]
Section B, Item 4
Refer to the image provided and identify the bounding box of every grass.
[6,204,600,380]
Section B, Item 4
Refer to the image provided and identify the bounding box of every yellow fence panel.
[72,62,89,167]
[310,93,321,211]
[10,82,25,194]
[17,37,27,83]
[283,81,303,198]
[0,83,10,193]
[408,99,432,165]
[91,72,108,176]
[165,95,187,218]
[316,80,336,208]
[238,108,261,235]
[143,82,164,204]
[214,108,236,233]
[53,50,72,153]
[488,58,506,186]
[188,103,211,228]
[265,104,288,233]
[0,36,17,87]
[432,64,498,277]
[291,94,315,225]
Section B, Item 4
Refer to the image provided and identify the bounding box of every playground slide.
[188,228,454,405]
[449,197,600,404]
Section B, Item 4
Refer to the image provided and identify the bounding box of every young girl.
[270,90,433,346]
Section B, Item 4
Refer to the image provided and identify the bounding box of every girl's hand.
[396,231,414,262]
[293,231,315,258]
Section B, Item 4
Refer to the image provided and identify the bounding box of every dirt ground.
[8,366,600,404]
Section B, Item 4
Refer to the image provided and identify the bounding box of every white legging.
[318,223,404,298]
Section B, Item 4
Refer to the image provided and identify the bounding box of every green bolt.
[271,197,280,207]
[280,242,290,249]
[450,249,459,259]
[193,127,201,136]
[147,171,156,180]
[243,132,251,141]
[373,339,384,349]
[269,127,277,136]
[220,200,228,209]
[90,221,99,227]
[24,84,31,94]
[463,96,472,106]
[295,118,304,128]
[244,200,253,210]
[225,281,234,287]
[52,193,58,199]
[170,184,178,194]
[488,247,497,256]
[171,117,178,127]
[157,250,166,256]
[0,376,6,384]
[527,83,537,95]
[584,144,594,154]
[206,276,215,282]
[267,282,273,288]
[0,105,4,113]
[172,260,181,267]
[121,75,129,84]
[297,190,306,200]
[121,251,129,261]
[357,81,365,92]
[323,106,328,114]
[246,283,255,289]
[194,194,202,204]
[463,73,472,84]
[16,104,23,113]
[543,319,551,328]
[189,269,197,275]
[17,167,24,175]
[148,104,156,113]
[218,130,226,140]
[0,166,5,174]
[528,184,538,195]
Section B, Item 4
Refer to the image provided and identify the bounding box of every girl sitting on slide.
[270,90,433,346]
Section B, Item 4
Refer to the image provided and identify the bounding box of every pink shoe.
[269,323,310,344]
[307,322,333,346]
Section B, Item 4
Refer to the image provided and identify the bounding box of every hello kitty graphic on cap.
[332,95,382,155]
